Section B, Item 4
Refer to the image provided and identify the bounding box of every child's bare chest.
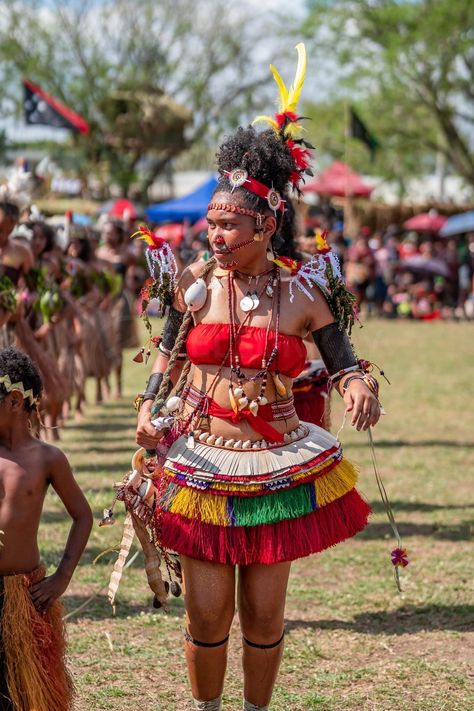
[0,456,47,514]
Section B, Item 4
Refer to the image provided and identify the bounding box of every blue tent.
[146,175,218,223]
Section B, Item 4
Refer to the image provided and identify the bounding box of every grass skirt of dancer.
[156,422,371,565]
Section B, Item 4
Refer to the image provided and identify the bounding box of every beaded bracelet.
[329,364,361,384]
[341,374,366,394]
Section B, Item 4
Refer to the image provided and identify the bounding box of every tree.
[0,0,277,198]
[302,0,474,193]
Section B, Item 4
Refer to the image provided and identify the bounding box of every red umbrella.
[403,213,447,233]
[109,198,137,220]
[302,161,374,198]
[192,216,208,235]
[155,223,185,246]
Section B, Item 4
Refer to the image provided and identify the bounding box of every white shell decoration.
[238,397,249,410]
[283,433,291,443]
[260,440,267,448]
[259,396,268,406]
[184,278,208,312]
[226,439,235,447]
[248,400,259,416]
[243,440,252,449]
[165,395,182,413]
[233,387,244,398]
[207,434,217,445]
[138,478,156,502]
[252,442,261,449]
[127,470,142,489]
[215,436,224,446]
[233,440,243,449]
[199,432,209,441]
[290,430,299,441]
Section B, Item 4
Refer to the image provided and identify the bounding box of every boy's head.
[0,347,42,416]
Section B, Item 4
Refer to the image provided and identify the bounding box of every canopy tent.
[403,212,447,233]
[146,175,218,223]
[302,161,374,198]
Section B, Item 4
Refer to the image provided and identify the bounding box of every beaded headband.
[207,202,265,223]
[223,169,285,214]
[0,374,39,405]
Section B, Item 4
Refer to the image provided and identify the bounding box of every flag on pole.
[23,79,90,135]
[349,107,379,160]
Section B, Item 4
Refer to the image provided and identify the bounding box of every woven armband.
[312,322,358,376]
[142,372,164,402]
[161,307,186,354]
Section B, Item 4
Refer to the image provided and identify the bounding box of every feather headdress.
[253,43,314,191]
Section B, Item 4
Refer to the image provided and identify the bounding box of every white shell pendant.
[240,293,256,312]
[184,278,208,312]
[250,293,260,310]
[165,396,182,413]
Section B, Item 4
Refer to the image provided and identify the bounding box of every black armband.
[161,306,186,353]
[311,322,358,376]
[142,372,164,402]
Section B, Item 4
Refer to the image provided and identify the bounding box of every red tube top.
[186,323,307,378]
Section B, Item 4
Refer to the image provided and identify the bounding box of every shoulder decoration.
[253,43,314,193]
[290,229,357,334]
[131,225,178,314]
[131,225,178,356]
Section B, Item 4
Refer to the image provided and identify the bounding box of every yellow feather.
[270,64,289,111]
[287,43,307,112]
[284,121,305,139]
[252,114,279,131]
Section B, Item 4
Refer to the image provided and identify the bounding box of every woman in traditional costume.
[127,45,381,711]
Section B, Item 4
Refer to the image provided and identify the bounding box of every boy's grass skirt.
[158,422,370,565]
[0,567,73,711]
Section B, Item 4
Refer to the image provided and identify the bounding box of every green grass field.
[41,320,473,710]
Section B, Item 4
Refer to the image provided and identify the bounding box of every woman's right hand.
[136,400,166,449]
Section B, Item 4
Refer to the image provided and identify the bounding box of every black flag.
[349,107,379,160]
[23,80,89,135]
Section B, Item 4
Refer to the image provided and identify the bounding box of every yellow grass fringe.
[314,459,359,507]
[166,458,359,526]
[1,566,73,711]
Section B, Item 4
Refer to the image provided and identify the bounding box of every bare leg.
[114,360,123,399]
[181,555,236,703]
[238,561,291,708]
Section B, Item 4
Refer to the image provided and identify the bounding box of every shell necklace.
[227,267,286,415]
[235,266,275,313]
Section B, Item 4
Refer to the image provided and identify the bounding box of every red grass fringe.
[160,487,371,565]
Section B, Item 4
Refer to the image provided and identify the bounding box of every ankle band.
[194,695,222,710]
[243,700,269,711]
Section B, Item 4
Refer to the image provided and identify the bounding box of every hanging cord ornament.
[368,428,409,592]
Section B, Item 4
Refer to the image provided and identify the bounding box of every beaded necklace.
[227,267,287,415]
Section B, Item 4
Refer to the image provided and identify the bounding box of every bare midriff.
[181,363,300,442]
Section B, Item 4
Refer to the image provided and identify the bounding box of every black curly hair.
[213,127,299,258]
[0,347,42,412]
[0,202,20,220]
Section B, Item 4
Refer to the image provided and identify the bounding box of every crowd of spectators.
[298,223,474,321]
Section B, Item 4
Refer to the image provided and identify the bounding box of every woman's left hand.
[343,379,381,431]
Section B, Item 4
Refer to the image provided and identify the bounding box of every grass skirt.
[0,567,73,711]
[158,423,370,565]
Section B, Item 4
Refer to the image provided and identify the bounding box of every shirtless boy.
[0,347,93,711]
